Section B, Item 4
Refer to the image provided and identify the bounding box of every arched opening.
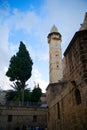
[75,89,81,105]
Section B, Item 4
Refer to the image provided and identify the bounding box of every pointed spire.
[50,25,58,33]
[79,12,87,31]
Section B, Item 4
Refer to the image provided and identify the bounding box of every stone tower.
[47,25,63,83]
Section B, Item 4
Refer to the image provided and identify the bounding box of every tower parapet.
[47,25,63,83]
[48,25,61,43]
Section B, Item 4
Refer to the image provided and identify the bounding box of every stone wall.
[0,106,48,130]
[46,30,87,130]
[64,30,87,84]
[47,81,87,130]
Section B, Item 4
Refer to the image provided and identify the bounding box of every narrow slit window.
[75,89,81,105]
[57,102,60,119]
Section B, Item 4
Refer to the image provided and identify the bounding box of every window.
[57,102,60,119]
[8,115,12,122]
[48,111,50,121]
[57,65,59,68]
[75,89,81,105]
[33,115,37,122]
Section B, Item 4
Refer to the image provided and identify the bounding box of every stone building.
[0,105,47,130]
[46,12,87,130]
[0,12,87,130]
[0,91,48,130]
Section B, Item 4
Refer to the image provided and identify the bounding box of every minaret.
[47,25,63,83]
[79,12,87,31]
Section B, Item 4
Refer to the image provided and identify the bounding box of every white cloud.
[0,0,86,92]
[0,20,11,90]
[28,66,48,92]
[2,8,39,34]
[0,7,48,91]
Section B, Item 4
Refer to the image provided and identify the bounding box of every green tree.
[31,83,42,102]
[6,41,33,105]
[6,84,31,105]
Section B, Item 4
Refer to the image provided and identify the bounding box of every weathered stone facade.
[46,13,87,130]
[0,106,47,130]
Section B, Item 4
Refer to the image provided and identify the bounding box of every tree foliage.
[6,83,42,105]
[6,41,33,88]
[6,41,33,104]
[6,82,31,103]
[31,83,42,102]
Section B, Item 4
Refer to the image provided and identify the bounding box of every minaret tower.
[79,12,87,30]
[47,25,63,83]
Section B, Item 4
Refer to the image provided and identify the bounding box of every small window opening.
[57,65,59,68]
[75,89,81,105]
[8,115,12,122]
[57,102,60,119]
[33,115,37,122]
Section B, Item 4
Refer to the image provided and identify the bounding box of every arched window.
[75,89,81,105]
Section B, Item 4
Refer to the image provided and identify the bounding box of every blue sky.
[0,0,87,92]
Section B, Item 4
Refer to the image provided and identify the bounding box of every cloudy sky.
[0,0,87,92]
